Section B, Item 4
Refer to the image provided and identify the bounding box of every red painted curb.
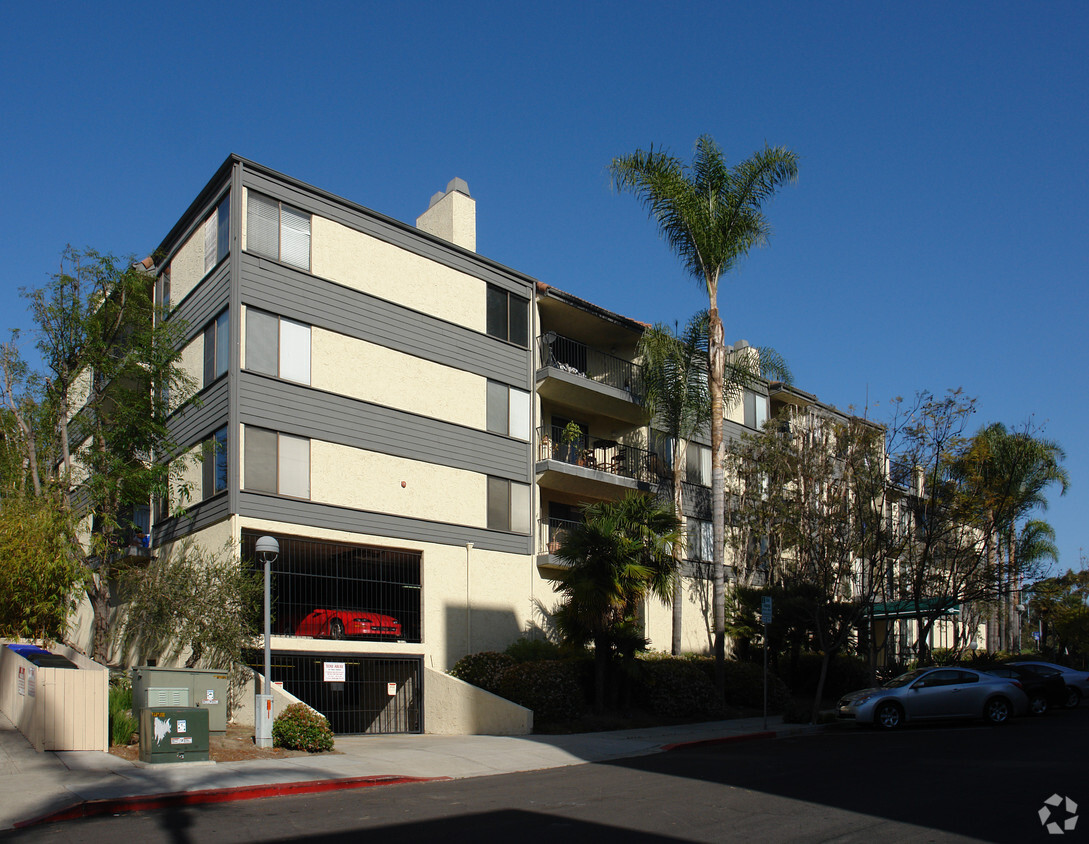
[661,730,777,751]
[15,774,449,828]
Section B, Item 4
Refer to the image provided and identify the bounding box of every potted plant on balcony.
[559,421,584,465]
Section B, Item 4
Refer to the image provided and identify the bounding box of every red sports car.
[289,608,402,640]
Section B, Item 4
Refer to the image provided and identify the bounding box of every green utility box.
[139,707,210,764]
[131,667,229,733]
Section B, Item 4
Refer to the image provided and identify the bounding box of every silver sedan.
[837,667,1029,729]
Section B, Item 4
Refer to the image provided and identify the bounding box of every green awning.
[870,598,960,619]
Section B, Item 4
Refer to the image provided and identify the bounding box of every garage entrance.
[249,652,422,735]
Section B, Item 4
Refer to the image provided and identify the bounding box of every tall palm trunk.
[708,306,727,697]
[671,440,685,655]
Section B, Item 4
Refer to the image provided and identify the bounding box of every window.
[486,284,529,346]
[687,518,713,562]
[743,390,768,429]
[685,443,712,486]
[245,427,310,499]
[245,309,311,385]
[487,477,530,533]
[156,268,171,312]
[486,381,530,440]
[202,425,228,497]
[204,195,230,275]
[203,310,229,386]
[247,192,311,270]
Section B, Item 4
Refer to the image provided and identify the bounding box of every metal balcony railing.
[537,426,669,485]
[538,333,643,401]
[540,517,580,556]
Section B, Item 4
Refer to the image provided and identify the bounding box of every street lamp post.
[255,535,279,748]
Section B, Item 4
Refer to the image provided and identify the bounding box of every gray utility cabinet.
[131,667,229,733]
[139,707,209,764]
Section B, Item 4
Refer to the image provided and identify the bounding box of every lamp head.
[256,535,279,564]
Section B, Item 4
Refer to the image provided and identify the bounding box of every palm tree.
[639,316,710,654]
[611,136,798,694]
[553,495,680,712]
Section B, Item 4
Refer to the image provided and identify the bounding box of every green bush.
[637,657,720,719]
[494,660,585,724]
[505,636,563,663]
[272,703,334,752]
[448,651,515,694]
[685,656,791,712]
[108,681,137,746]
[780,653,872,700]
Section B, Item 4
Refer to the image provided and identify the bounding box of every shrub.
[272,703,334,752]
[685,656,791,712]
[448,651,515,694]
[505,636,563,663]
[494,660,585,724]
[637,657,720,719]
[780,653,872,701]
[108,680,137,746]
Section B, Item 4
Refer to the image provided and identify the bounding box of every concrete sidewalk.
[0,710,825,829]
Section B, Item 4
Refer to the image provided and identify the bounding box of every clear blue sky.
[2,2,1085,573]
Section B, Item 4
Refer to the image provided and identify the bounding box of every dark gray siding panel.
[239,253,529,388]
[239,374,529,483]
[238,491,532,555]
[152,493,230,546]
[241,170,533,298]
[168,377,229,451]
[171,261,231,342]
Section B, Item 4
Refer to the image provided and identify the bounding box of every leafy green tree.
[2,248,197,660]
[0,496,84,641]
[727,411,890,719]
[1029,560,1089,663]
[553,495,680,712]
[611,135,798,697]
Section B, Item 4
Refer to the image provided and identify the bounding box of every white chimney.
[416,177,476,252]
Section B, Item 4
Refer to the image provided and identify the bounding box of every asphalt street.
[4,707,1084,843]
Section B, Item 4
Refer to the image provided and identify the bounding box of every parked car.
[1008,660,1089,709]
[976,664,1066,715]
[288,608,403,640]
[837,667,1029,729]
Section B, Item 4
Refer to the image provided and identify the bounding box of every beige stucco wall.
[170,218,208,306]
[310,216,486,333]
[424,669,532,735]
[641,573,715,655]
[179,332,203,389]
[172,443,203,509]
[310,440,487,527]
[311,327,486,430]
[415,190,476,253]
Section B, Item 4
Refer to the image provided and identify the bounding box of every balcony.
[536,426,666,497]
[536,333,644,424]
[537,516,580,564]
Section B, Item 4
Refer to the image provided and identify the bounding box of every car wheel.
[329,619,345,640]
[984,696,1012,725]
[1063,687,1081,709]
[1029,694,1048,716]
[874,701,902,730]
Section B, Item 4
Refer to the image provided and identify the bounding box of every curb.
[661,723,829,752]
[15,774,449,829]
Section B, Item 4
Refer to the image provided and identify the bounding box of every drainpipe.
[466,543,474,655]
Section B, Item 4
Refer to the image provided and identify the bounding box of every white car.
[1009,660,1089,708]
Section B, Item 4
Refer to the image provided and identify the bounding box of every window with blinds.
[244,426,310,499]
[245,308,311,385]
[247,192,311,271]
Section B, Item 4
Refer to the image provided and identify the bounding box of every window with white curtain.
[687,518,714,562]
[244,427,310,499]
[487,477,530,533]
[743,390,768,430]
[247,192,310,271]
[245,308,311,385]
[203,195,230,275]
[486,381,531,440]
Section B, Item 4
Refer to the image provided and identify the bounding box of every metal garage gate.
[250,652,422,735]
